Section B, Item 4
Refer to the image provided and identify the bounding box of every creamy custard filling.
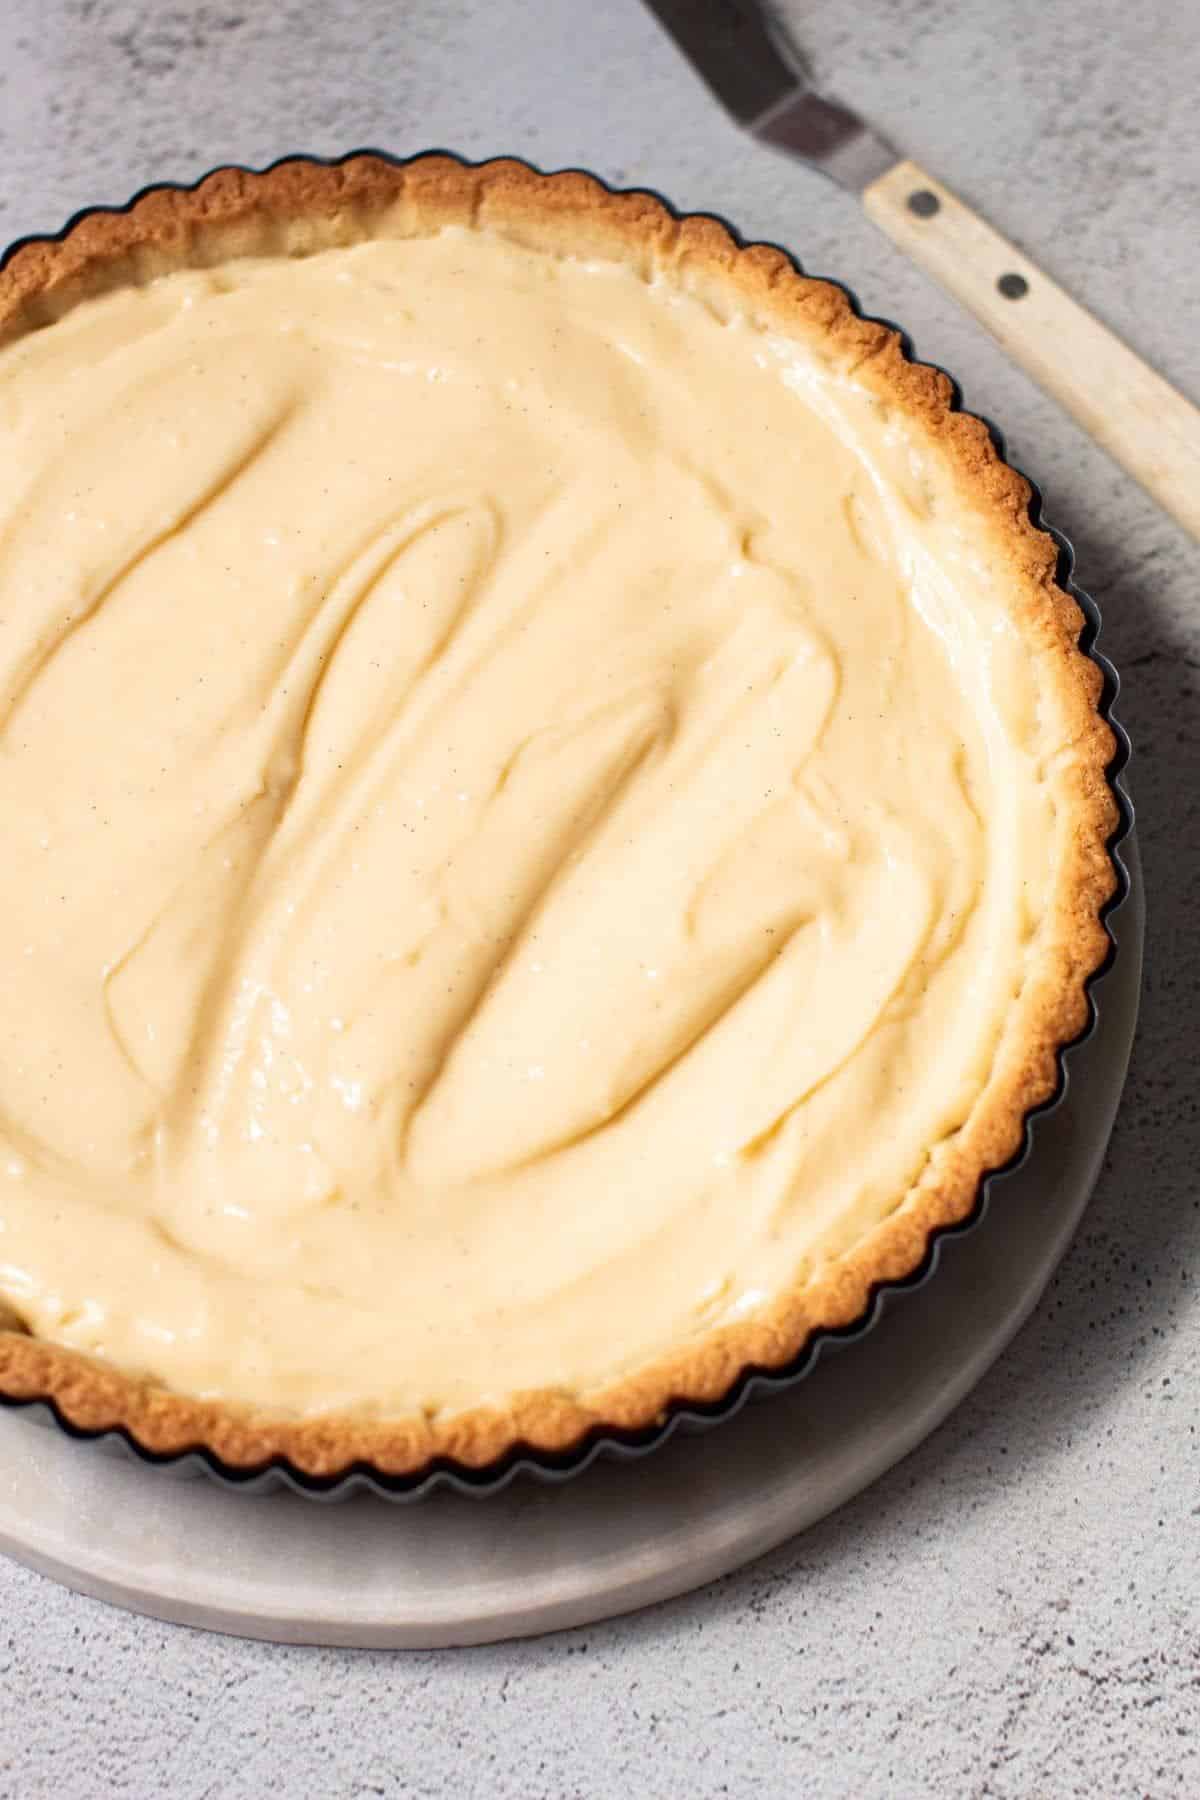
[0,226,1055,1416]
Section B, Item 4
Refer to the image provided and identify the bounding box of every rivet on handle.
[997,272,1029,299]
[907,190,940,218]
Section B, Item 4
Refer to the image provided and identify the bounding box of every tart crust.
[0,154,1120,1480]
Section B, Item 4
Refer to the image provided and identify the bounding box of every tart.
[0,154,1118,1480]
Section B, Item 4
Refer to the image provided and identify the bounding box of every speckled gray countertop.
[0,1,1197,1794]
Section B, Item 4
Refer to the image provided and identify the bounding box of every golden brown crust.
[0,154,1121,1480]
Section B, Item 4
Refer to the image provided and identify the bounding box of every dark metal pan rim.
[0,147,1135,1502]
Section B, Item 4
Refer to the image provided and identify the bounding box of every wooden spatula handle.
[862,158,1200,540]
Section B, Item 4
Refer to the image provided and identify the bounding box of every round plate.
[0,839,1141,1647]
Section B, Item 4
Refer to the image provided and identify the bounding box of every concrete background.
[0,0,1197,1793]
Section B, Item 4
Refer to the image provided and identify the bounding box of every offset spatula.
[645,0,1200,540]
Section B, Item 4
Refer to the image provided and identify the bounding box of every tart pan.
[0,152,1134,1502]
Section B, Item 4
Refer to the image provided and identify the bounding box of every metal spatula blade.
[642,0,896,191]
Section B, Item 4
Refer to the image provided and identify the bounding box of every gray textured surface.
[0,0,1196,1794]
